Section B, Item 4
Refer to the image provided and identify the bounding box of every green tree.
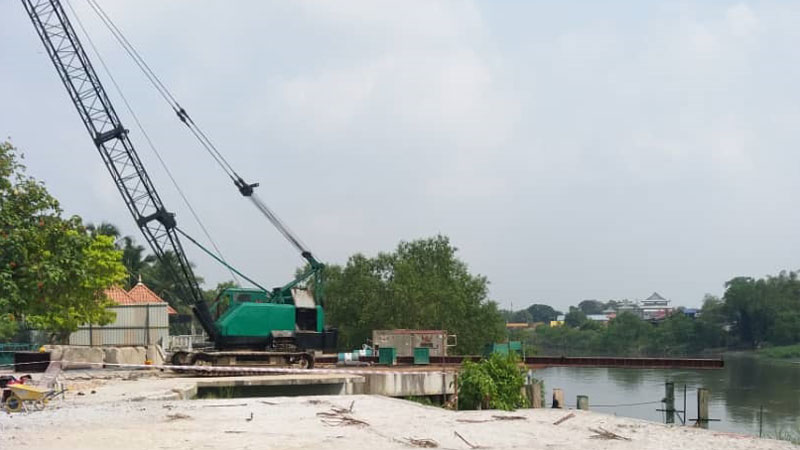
[0,142,126,342]
[324,235,505,353]
[601,312,652,356]
[85,222,120,239]
[141,250,202,312]
[526,304,560,323]
[578,299,605,315]
[564,307,587,328]
[724,276,778,348]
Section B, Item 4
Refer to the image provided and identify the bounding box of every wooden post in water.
[664,382,675,424]
[577,395,589,411]
[552,388,565,409]
[697,388,710,429]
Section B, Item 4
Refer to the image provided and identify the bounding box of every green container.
[509,341,522,354]
[379,347,397,366]
[0,343,37,367]
[413,347,430,365]
[484,343,509,356]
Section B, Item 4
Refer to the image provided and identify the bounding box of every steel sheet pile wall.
[69,304,169,346]
[372,330,448,357]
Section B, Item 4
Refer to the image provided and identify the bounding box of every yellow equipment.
[4,384,55,412]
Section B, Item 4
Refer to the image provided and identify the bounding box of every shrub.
[458,353,527,410]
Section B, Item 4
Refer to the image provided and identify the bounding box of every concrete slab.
[0,395,792,450]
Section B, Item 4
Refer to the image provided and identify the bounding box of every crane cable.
[84,0,238,182]
[65,0,243,285]
[83,0,314,257]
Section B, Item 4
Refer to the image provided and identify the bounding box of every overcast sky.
[2,1,799,311]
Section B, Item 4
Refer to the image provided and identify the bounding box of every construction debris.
[588,427,631,441]
[457,415,527,423]
[553,412,576,425]
[454,431,484,449]
[202,403,248,408]
[316,401,369,427]
[401,437,439,448]
[165,413,192,421]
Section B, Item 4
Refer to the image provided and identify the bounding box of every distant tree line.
[502,270,800,356]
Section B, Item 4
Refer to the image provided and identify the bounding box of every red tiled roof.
[104,286,135,305]
[128,282,165,304]
[104,283,178,315]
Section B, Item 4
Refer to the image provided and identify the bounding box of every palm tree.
[85,222,120,239]
[120,236,155,289]
[142,251,203,310]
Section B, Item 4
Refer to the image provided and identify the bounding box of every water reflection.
[534,353,800,436]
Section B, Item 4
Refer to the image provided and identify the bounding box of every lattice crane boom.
[20,0,218,339]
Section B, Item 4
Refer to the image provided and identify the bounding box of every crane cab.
[210,287,335,351]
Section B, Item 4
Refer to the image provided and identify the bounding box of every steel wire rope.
[83,0,238,181]
[65,0,241,285]
[83,0,317,259]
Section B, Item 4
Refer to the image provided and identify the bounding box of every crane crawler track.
[170,350,314,376]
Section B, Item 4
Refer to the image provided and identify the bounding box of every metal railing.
[167,334,208,351]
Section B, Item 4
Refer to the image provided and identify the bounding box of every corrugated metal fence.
[69,304,169,346]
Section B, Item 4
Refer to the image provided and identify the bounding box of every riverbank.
[755,344,800,361]
[1,371,794,449]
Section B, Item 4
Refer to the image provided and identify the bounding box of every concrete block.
[43,345,64,362]
[125,347,147,365]
[61,346,105,369]
[103,347,146,367]
[146,345,165,365]
[103,347,122,365]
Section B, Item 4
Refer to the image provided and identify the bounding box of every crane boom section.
[20,0,217,338]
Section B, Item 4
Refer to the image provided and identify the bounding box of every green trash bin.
[378,347,397,366]
[413,347,430,365]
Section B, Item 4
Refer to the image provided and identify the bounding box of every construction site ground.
[0,369,792,449]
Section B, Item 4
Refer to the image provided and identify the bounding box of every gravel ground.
[1,392,794,450]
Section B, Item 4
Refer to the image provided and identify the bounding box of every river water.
[534,353,800,436]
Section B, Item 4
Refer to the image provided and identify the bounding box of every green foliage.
[578,299,605,315]
[501,304,561,324]
[458,353,527,410]
[526,310,728,357]
[324,235,505,354]
[0,142,126,342]
[564,307,587,328]
[723,272,800,348]
[758,344,800,360]
[0,314,18,341]
[140,250,203,312]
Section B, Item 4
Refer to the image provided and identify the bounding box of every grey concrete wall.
[358,372,455,397]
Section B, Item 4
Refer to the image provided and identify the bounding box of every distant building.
[586,314,611,323]
[639,292,672,320]
[68,281,177,346]
[615,299,639,316]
